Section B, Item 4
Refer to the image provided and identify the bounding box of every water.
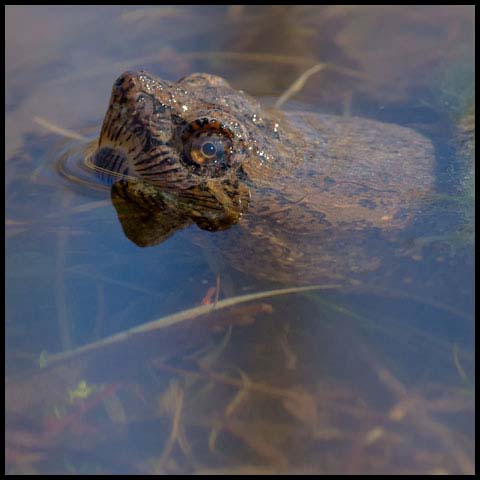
[5,6,474,474]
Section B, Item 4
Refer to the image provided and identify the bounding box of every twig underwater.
[41,284,342,367]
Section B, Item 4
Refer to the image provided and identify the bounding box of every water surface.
[5,5,474,474]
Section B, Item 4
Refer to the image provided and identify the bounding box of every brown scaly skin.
[93,70,435,283]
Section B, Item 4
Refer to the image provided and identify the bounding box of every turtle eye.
[189,133,230,166]
[201,141,217,158]
[181,117,240,176]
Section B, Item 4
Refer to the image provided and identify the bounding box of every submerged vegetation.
[6,287,474,474]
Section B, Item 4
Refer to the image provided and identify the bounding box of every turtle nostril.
[114,75,126,89]
[113,71,139,91]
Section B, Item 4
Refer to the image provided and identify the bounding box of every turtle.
[70,70,435,285]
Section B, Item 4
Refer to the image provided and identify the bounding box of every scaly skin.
[92,71,435,283]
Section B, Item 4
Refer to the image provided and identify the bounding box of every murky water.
[6,6,474,474]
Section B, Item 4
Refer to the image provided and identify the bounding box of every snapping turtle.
[72,70,435,284]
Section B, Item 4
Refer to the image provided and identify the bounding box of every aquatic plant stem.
[54,189,74,350]
[43,284,340,366]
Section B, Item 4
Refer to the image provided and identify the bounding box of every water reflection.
[111,178,243,247]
